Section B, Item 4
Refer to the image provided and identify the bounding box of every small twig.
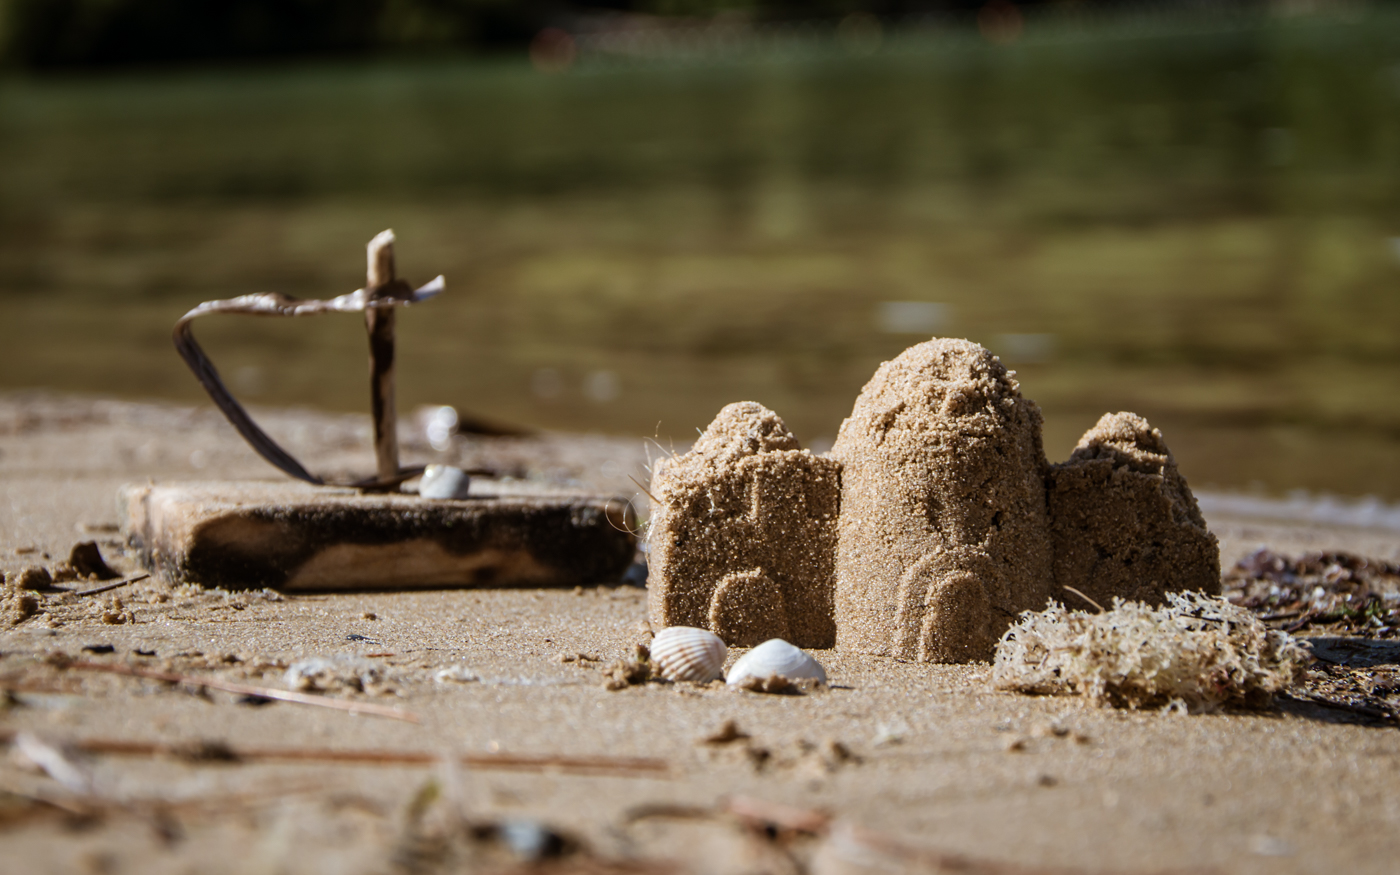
[0,730,670,777]
[348,465,426,492]
[171,229,443,489]
[628,796,833,835]
[1061,585,1105,614]
[1284,612,1319,633]
[364,229,401,483]
[259,748,671,776]
[72,573,149,598]
[57,661,420,723]
[623,802,715,824]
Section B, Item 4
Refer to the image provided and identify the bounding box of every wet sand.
[2,392,1399,874]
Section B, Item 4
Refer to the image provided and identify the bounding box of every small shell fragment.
[650,626,727,683]
[726,638,827,687]
[419,464,472,499]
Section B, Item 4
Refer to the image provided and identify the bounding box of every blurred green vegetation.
[1,9,1399,498]
[0,0,539,68]
[0,0,920,69]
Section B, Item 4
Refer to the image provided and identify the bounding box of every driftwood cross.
[173,230,443,490]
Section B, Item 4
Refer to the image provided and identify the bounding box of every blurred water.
[1,9,1398,498]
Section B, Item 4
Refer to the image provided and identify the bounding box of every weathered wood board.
[120,480,637,591]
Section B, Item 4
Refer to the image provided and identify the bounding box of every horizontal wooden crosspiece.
[173,230,443,490]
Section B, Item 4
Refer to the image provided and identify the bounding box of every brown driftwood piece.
[171,229,443,490]
[59,660,421,723]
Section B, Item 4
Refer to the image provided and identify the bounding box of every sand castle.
[1046,411,1220,610]
[646,338,1220,663]
[646,402,840,648]
[830,340,1057,662]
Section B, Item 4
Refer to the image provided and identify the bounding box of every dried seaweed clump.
[992,592,1312,711]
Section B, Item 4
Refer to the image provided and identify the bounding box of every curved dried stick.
[172,249,443,488]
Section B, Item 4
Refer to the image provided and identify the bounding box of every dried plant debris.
[993,592,1312,711]
[1289,658,1400,726]
[1225,549,1400,638]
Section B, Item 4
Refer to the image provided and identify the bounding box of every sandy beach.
[2,391,1399,875]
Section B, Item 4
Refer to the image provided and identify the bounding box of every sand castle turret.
[646,402,840,648]
[829,339,1056,662]
[1046,411,1220,609]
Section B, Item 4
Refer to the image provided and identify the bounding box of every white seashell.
[419,464,472,499]
[725,639,827,686]
[651,626,727,683]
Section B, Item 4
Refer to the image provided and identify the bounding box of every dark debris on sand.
[1224,548,1400,638]
[1226,549,1400,726]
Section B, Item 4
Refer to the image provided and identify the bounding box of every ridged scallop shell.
[651,626,727,683]
[725,638,827,686]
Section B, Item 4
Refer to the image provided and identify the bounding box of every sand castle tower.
[1046,412,1220,609]
[646,402,840,648]
[830,339,1055,663]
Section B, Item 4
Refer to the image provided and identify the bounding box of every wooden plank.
[120,480,636,591]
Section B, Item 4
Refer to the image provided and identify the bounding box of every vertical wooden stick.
[365,230,400,482]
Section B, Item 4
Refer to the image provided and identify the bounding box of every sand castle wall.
[646,402,840,648]
[829,339,1056,662]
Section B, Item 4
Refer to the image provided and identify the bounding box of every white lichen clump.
[992,592,1312,711]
